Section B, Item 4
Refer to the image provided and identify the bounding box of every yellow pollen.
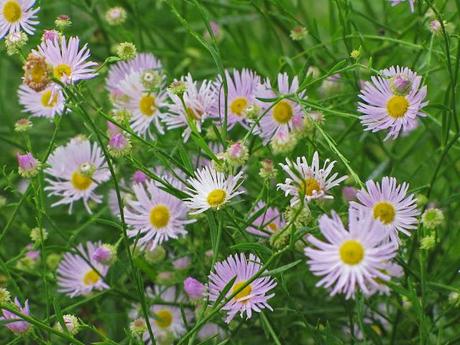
[149,204,170,229]
[154,309,173,329]
[40,90,58,108]
[83,269,100,286]
[139,94,156,116]
[230,97,248,116]
[300,177,321,196]
[71,171,93,191]
[207,189,226,208]
[30,63,48,83]
[53,64,72,80]
[272,100,293,124]
[267,222,278,232]
[232,281,252,301]
[339,240,365,265]
[3,1,22,23]
[373,201,396,225]
[386,95,409,118]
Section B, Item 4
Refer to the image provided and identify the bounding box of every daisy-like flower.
[366,261,404,296]
[106,53,162,99]
[57,241,109,297]
[0,0,39,39]
[390,0,415,12]
[36,36,97,84]
[164,73,214,142]
[148,286,191,339]
[185,166,244,214]
[45,137,110,213]
[350,176,420,243]
[18,84,65,118]
[278,151,348,205]
[125,180,194,251]
[305,210,397,299]
[1,298,31,334]
[255,73,306,144]
[247,201,285,238]
[211,69,260,129]
[208,253,277,323]
[358,66,428,140]
[115,71,167,137]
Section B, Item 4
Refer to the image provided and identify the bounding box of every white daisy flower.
[305,210,398,299]
[18,84,65,118]
[0,0,39,39]
[350,176,420,243]
[185,166,244,214]
[36,36,97,84]
[115,71,167,137]
[57,241,110,298]
[45,137,111,213]
[125,180,195,251]
[164,73,214,142]
[278,151,348,205]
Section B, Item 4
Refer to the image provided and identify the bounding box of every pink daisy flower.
[255,73,306,144]
[36,36,97,84]
[114,70,167,137]
[211,69,260,129]
[358,66,428,140]
[0,0,39,39]
[208,253,277,323]
[350,176,420,243]
[278,151,348,205]
[125,180,194,251]
[164,73,215,142]
[44,137,110,213]
[247,201,285,238]
[1,298,31,334]
[57,241,110,297]
[305,210,398,299]
[18,84,65,118]
[106,53,162,99]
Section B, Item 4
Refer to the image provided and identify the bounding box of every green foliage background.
[1,0,460,344]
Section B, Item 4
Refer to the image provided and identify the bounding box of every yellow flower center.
[40,90,58,108]
[232,281,252,301]
[154,309,173,329]
[3,1,22,23]
[339,240,365,265]
[300,177,321,196]
[149,204,170,229]
[267,222,278,232]
[53,64,72,80]
[386,95,409,119]
[373,201,396,225]
[83,269,100,286]
[230,97,248,116]
[71,171,93,191]
[272,100,293,124]
[207,189,227,208]
[139,94,156,116]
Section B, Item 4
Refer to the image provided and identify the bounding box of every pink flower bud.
[132,170,148,184]
[184,277,205,300]
[16,152,40,178]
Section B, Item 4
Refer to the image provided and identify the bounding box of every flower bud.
[421,208,444,229]
[17,153,41,178]
[184,277,205,301]
[105,7,127,26]
[115,42,137,61]
[55,314,80,335]
[30,227,48,244]
[289,26,308,41]
[55,15,72,31]
[5,31,28,56]
[92,244,117,266]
